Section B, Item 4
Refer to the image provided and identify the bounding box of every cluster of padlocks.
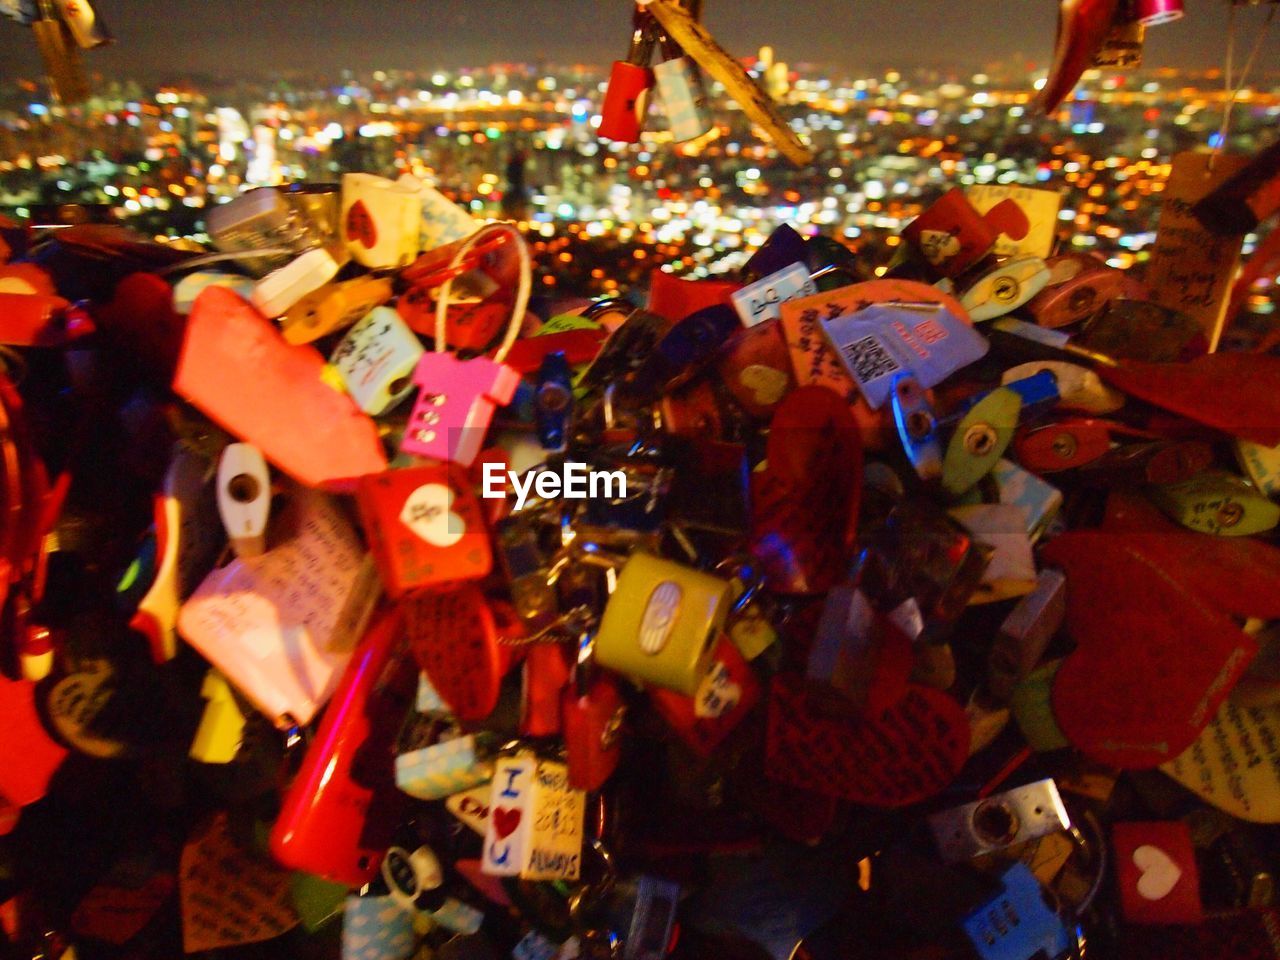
[2,0,1280,959]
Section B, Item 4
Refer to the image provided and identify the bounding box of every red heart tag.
[492,807,522,840]
[406,585,505,722]
[344,199,378,250]
[72,870,175,945]
[764,675,968,806]
[1112,821,1202,925]
[1043,532,1257,769]
[750,386,863,595]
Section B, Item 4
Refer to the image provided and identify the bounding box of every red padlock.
[598,7,657,143]
[521,642,573,738]
[269,610,417,886]
[562,673,626,791]
[649,634,760,756]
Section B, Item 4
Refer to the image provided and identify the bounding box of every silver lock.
[927,778,1072,864]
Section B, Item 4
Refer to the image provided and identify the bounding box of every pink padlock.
[400,223,530,467]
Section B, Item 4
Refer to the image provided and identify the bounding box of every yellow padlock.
[593,553,731,696]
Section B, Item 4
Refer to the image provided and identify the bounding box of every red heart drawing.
[492,807,522,840]
[345,199,378,250]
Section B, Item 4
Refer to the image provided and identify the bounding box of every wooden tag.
[179,813,299,953]
[1161,700,1280,823]
[1147,152,1249,350]
[765,675,968,806]
[1043,532,1257,768]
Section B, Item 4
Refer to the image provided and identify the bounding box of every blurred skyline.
[0,0,1277,80]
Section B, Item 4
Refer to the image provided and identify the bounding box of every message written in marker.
[1147,152,1249,351]
[1161,700,1280,824]
[179,812,299,953]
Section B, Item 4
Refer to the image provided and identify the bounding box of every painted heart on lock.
[1133,845,1181,901]
[1112,821,1202,925]
[492,807,522,841]
[345,199,378,250]
[399,482,465,548]
[1042,531,1257,769]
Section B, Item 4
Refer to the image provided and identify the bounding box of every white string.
[433,221,531,365]
[1214,3,1275,163]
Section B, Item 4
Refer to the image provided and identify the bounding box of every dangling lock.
[32,0,89,105]
[562,632,626,792]
[652,3,713,143]
[598,5,658,144]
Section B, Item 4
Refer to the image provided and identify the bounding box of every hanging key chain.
[400,222,531,467]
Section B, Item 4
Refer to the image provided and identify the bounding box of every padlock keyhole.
[228,473,261,504]
[972,799,1019,845]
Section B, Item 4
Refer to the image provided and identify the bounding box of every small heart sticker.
[1133,845,1182,901]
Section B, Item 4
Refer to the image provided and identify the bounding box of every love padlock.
[593,552,732,697]
[598,6,657,144]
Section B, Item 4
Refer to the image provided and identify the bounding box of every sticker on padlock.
[269,610,416,886]
[482,751,586,882]
[1112,821,1203,925]
[279,274,393,345]
[395,729,493,802]
[178,487,381,727]
[406,585,511,722]
[593,552,732,697]
[822,300,988,410]
[730,264,818,328]
[340,172,422,271]
[356,464,492,598]
[928,779,1071,863]
[130,444,223,663]
[216,442,270,559]
[650,633,760,756]
[960,256,1052,322]
[330,306,425,416]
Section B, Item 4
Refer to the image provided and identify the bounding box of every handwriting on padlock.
[399,483,464,547]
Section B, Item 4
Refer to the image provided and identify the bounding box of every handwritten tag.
[967,185,1063,259]
[330,306,424,416]
[180,813,299,953]
[765,676,969,806]
[1043,531,1257,768]
[482,752,585,881]
[1147,152,1249,350]
[731,264,818,328]
[178,488,380,726]
[1161,700,1280,823]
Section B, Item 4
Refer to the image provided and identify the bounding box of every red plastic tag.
[1112,821,1202,925]
[1043,531,1257,768]
[765,675,968,806]
[406,586,507,722]
[750,386,863,595]
[650,634,761,756]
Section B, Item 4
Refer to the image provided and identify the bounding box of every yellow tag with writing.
[1147,152,1250,351]
[967,185,1063,259]
[1161,700,1280,823]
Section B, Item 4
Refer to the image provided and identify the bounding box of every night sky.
[0,0,1275,80]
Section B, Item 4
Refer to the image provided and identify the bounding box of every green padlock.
[593,552,731,696]
[942,387,1022,498]
[1147,470,1280,537]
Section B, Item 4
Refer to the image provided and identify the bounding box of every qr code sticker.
[841,335,901,384]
